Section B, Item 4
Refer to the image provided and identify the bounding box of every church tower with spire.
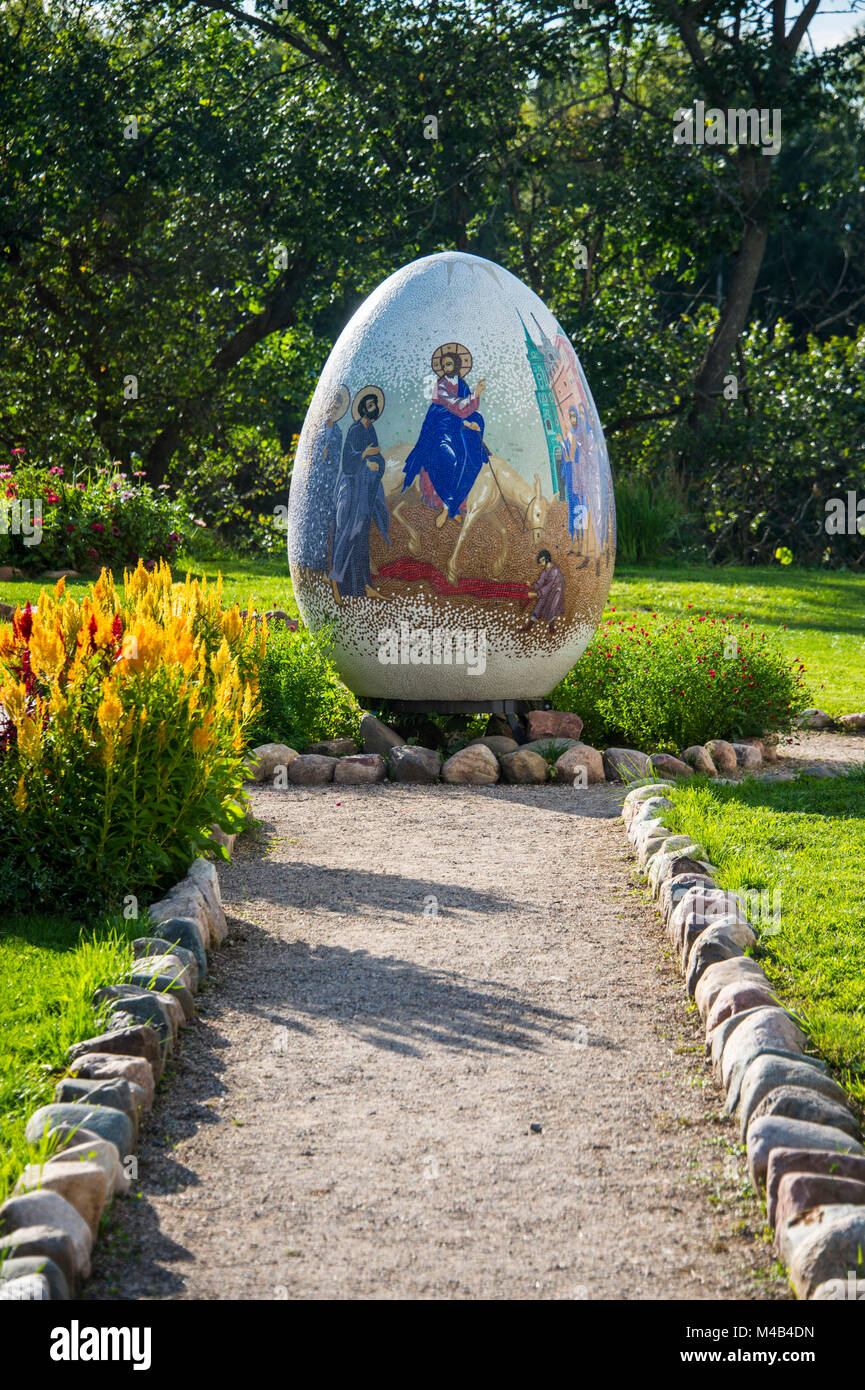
[519,313,561,494]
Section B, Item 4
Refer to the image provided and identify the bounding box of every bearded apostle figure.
[401,343,488,530]
[329,386,391,604]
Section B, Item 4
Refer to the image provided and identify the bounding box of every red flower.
[91,522,105,533]
[13,602,33,642]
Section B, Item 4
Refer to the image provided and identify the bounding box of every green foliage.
[0,911,136,1203]
[664,770,865,1109]
[0,453,190,572]
[250,623,362,750]
[174,426,295,557]
[613,471,691,564]
[553,610,809,751]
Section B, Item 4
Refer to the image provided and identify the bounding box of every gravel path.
[89,780,789,1302]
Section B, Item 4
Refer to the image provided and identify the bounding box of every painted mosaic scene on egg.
[288,251,616,698]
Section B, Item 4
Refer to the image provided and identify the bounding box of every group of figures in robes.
[557,401,613,556]
[296,383,390,602]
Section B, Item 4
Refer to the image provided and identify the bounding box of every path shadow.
[223,857,529,921]
[228,925,584,1059]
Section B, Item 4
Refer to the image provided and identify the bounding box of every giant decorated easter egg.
[287,251,615,699]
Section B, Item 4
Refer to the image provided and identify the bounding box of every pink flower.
[11,447,24,456]
[91,522,105,533]
[46,492,60,504]
[66,523,76,533]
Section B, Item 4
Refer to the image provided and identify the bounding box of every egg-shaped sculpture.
[288,251,615,699]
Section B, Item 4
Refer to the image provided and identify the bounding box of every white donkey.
[380,443,550,586]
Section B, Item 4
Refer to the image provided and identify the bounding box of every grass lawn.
[665,770,865,1113]
[1,557,863,709]
[0,913,135,1202]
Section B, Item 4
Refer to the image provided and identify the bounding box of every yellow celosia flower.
[210,639,232,684]
[54,576,66,600]
[97,679,124,737]
[29,623,66,683]
[2,681,28,726]
[12,775,27,812]
[222,607,242,643]
[17,712,42,760]
[191,720,213,755]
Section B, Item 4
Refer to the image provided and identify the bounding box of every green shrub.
[250,623,362,749]
[552,609,809,751]
[0,452,191,573]
[613,471,689,563]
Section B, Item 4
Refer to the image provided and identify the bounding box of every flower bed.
[0,562,261,913]
[553,609,809,752]
[0,453,190,573]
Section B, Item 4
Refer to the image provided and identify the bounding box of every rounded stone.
[499,748,548,784]
[0,1225,79,1295]
[682,745,717,776]
[649,752,693,779]
[705,739,738,775]
[748,1084,860,1141]
[554,742,605,785]
[388,745,441,783]
[287,251,615,701]
[0,1192,93,1278]
[25,1103,135,1160]
[287,753,337,785]
[441,745,500,785]
[150,919,208,979]
[333,753,387,785]
[0,1256,69,1301]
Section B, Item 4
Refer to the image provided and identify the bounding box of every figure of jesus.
[401,343,488,531]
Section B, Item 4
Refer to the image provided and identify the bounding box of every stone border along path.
[625,782,865,1301]
[0,858,226,1302]
[81,777,794,1302]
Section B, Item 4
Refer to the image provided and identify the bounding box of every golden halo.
[351,384,385,420]
[326,384,351,421]
[431,342,472,378]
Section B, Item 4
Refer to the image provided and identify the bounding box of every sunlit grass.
[665,769,865,1112]
[0,912,137,1202]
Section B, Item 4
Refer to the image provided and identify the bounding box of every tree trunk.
[690,152,771,424]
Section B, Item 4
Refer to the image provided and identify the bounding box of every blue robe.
[297,420,342,571]
[560,427,588,542]
[329,419,390,596]
[402,376,486,518]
